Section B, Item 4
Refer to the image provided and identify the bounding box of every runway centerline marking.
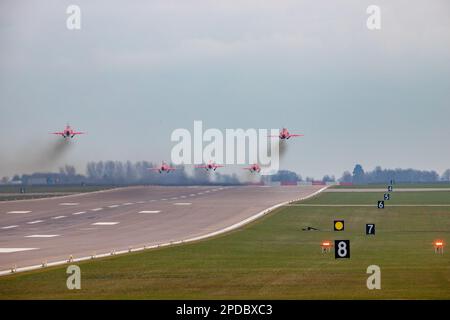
[0,248,38,253]
[108,205,119,208]
[139,210,161,213]
[137,201,145,204]
[27,220,43,224]
[161,199,168,201]
[1,225,18,230]
[174,202,192,206]
[25,235,60,238]
[122,203,134,206]
[92,222,119,226]
[72,211,86,215]
[52,216,66,220]
[7,211,31,214]
[91,208,103,211]
[59,203,79,206]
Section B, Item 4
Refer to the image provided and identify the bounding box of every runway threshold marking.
[27,220,43,224]
[91,222,119,226]
[139,210,161,213]
[25,235,60,238]
[72,211,86,215]
[7,211,31,214]
[59,203,79,206]
[0,248,38,253]
[1,225,18,230]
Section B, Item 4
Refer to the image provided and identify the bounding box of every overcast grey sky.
[1,0,449,179]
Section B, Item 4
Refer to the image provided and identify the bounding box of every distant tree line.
[11,161,241,186]
[340,165,450,184]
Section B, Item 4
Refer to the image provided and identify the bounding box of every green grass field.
[332,183,450,189]
[0,189,449,299]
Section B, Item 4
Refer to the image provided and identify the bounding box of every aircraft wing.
[289,134,304,137]
[195,165,208,168]
[51,132,64,136]
[72,132,85,135]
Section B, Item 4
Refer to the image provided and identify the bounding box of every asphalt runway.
[0,185,323,272]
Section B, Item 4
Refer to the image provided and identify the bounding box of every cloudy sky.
[0,0,449,179]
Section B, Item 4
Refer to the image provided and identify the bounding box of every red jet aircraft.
[270,128,303,140]
[195,161,224,171]
[242,163,261,173]
[51,125,85,139]
[149,162,177,173]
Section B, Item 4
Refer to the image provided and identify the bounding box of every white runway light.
[0,248,38,253]
[92,222,119,226]
[7,211,31,214]
[25,235,60,238]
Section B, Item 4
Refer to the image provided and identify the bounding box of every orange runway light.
[321,241,332,253]
[434,240,444,254]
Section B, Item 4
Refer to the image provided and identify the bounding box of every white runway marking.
[197,193,204,195]
[108,205,119,208]
[27,220,43,224]
[171,197,178,200]
[161,198,168,201]
[204,190,210,193]
[174,202,192,206]
[59,203,79,206]
[137,201,145,204]
[123,203,134,206]
[189,194,196,196]
[52,216,66,220]
[180,196,187,198]
[149,199,156,202]
[91,208,103,211]
[1,225,18,230]
[7,211,31,214]
[92,222,119,226]
[0,248,38,253]
[25,235,59,238]
[72,211,86,215]
[139,210,161,213]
